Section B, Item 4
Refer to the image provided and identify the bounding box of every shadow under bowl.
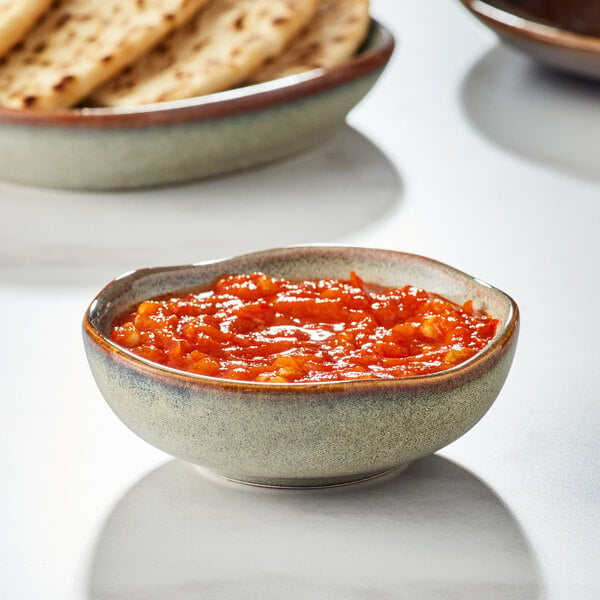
[460,0,600,80]
[0,20,393,191]
[82,246,519,488]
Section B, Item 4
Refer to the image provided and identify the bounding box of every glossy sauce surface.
[110,272,499,382]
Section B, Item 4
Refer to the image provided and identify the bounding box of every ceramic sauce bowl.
[83,246,519,488]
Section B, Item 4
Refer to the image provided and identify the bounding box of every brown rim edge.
[0,19,394,129]
[461,0,600,52]
[82,246,520,396]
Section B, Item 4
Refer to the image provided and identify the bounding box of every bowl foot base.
[195,463,410,489]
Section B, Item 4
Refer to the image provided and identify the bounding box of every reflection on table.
[87,455,542,600]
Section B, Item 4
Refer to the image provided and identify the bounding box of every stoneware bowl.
[0,20,393,191]
[460,0,600,80]
[82,246,519,488]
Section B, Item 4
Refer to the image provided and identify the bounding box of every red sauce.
[110,272,499,383]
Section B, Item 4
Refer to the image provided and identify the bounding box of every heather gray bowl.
[83,246,519,488]
[0,20,393,190]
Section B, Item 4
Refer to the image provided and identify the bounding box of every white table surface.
[1,2,599,599]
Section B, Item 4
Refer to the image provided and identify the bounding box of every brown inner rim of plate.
[0,19,394,129]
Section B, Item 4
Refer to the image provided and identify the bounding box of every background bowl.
[0,20,393,191]
[83,246,519,488]
[460,0,600,80]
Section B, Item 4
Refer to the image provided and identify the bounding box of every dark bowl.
[460,0,600,80]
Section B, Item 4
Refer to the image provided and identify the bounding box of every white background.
[1,1,599,598]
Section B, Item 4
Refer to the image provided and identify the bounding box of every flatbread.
[92,0,318,107]
[0,0,54,59]
[0,0,209,110]
[249,0,370,84]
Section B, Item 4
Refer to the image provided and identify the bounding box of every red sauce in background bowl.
[110,272,499,383]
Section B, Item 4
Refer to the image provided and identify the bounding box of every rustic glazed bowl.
[460,0,600,80]
[83,246,519,488]
[0,20,393,191]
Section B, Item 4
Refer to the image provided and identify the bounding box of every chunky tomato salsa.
[110,272,499,383]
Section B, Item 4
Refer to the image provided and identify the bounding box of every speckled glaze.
[0,21,393,191]
[83,246,519,487]
[460,0,600,80]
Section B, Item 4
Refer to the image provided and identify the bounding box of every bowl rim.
[460,0,600,52]
[83,245,519,393]
[0,19,394,129]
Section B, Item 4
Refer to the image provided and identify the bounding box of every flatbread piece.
[0,0,54,59]
[92,0,318,107]
[249,0,370,84]
[0,0,209,110]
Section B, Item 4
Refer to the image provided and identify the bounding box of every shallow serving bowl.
[460,0,600,80]
[83,246,519,488]
[0,20,393,191]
